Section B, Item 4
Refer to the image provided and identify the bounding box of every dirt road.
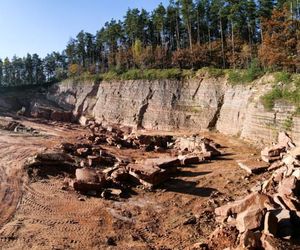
[0,117,263,249]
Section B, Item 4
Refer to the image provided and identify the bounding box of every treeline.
[0,53,68,87]
[0,0,299,87]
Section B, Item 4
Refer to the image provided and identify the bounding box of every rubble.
[211,132,300,249]
[0,120,38,134]
[175,135,221,157]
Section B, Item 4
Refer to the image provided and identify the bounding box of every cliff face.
[2,76,299,145]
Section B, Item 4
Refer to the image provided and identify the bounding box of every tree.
[32,54,45,84]
[3,58,11,86]
[124,8,141,45]
[179,0,194,50]
[132,39,143,68]
[258,0,274,41]
[66,38,77,64]
[76,30,86,67]
[259,8,299,71]
[152,3,167,46]
[166,0,182,50]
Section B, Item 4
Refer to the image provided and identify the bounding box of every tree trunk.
[231,20,235,69]
[260,19,264,43]
[176,12,180,50]
[197,9,201,44]
[220,18,225,68]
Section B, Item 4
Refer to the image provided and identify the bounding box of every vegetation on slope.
[0,1,299,88]
[261,73,300,113]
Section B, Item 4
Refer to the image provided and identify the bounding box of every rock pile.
[0,120,38,134]
[175,135,222,158]
[209,132,300,249]
[83,120,175,152]
[26,122,223,197]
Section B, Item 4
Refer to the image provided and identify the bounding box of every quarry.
[0,73,300,250]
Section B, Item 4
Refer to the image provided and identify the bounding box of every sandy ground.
[0,116,268,250]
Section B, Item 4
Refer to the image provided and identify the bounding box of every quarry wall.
[1,75,300,145]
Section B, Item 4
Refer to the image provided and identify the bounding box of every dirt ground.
[0,116,269,250]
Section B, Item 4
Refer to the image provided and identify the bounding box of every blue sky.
[0,0,168,59]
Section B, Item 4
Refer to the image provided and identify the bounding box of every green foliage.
[76,68,195,82]
[198,67,225,78]
[101,70,120,81]
[261,87,283,110]
[228,60,264,84]
[274,72,292,84]
[246,59,264,81]
[283,116,293,131]
[261,73,300,112]
[227,70,245,84]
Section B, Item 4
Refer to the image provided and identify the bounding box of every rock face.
[1,75,300,145]
[45,76,300,145]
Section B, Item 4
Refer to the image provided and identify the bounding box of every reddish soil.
[0,116,268,250]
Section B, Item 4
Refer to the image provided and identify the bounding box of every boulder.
[215,192,271,217]
[277,176,298,197]
[277,132,295,149]
[178,154,205,165]
[35,151,74,163]
[237,159,269,174]
[261,146,286,163]
[126,162,177,187]
[73,181,104,193]
[144,157,181,169]
[236,206,265,233]
[110,168,130,182]
[73,168,106,192]
[239,230,262,249]
[76,168,100,183]
[200,142,221,157]
[268,161,285,171]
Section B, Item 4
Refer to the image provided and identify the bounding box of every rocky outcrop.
[45,76,300,145]
[1,75,299,145]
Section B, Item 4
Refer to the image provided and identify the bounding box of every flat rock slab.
[144,157,181,169]
[237,159,269,174]
[126,162,177,187]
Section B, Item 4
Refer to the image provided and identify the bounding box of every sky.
[0,0,168,59]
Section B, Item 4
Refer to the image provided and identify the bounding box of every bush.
[261,74,300,112]
[261,87,283,110]
[245,59,264,82]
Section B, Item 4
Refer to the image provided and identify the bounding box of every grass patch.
[261,73,300,112]
[274,71,292,84]
[197,67,225,78]
[75,68,196,82]
[227,60,264,85]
